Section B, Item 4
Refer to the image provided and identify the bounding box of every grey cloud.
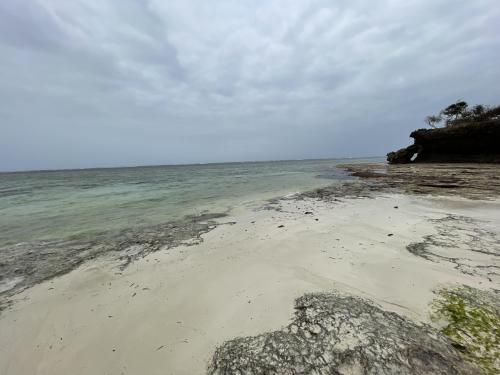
[1,0,499,170]
[0,0,66,50]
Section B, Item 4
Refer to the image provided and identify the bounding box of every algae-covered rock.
[431,285,500,375]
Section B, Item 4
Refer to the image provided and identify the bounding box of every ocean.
[0,158,377,299]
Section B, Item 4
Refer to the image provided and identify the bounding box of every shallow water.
[0,158,378,247]
[0,158,381,302]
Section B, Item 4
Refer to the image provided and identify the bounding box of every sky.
[1,0,499,171]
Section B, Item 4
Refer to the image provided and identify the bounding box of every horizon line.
[0,155,383,174]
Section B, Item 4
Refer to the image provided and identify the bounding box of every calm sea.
[0,158,380,247]
[0,158,383,297]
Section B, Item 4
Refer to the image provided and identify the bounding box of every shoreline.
[0,212,229,311]
[1,164,499,373]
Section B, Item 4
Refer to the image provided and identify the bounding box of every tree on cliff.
[424,101,500,128]
[425,115,442,128]
[471,104,485,117]
[423,100,469,127]
[441,101,468,124]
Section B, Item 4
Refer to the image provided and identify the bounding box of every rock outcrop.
[387,119,500,164]
[386,144,421,164]
[209,292,479,374]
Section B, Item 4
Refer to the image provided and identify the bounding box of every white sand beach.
[2,0,500,372]
[1,192,498,374]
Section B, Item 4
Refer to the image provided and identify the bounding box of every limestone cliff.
[388,119,500,163]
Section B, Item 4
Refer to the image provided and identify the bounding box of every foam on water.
[0,276,24,294]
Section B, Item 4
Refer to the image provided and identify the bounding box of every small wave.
[0,276,24,294]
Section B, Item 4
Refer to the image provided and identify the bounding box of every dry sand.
[0,193,499,374]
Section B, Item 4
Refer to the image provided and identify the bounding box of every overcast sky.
[1,0,499,171]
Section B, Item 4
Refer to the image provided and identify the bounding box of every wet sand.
[1,181,499,373]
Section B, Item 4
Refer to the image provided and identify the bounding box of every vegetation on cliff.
[425,101,500,128]
[387,101,500,164]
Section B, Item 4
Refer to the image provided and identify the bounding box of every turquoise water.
[0,159,374,247]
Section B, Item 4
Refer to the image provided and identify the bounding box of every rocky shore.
[1,163,499,374]
[337,162,500,199]
[209,291,481,374]
[208,164,500,374]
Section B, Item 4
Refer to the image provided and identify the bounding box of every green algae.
[431,285,500,374]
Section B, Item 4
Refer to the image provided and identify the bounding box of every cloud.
[1,0,499,170]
